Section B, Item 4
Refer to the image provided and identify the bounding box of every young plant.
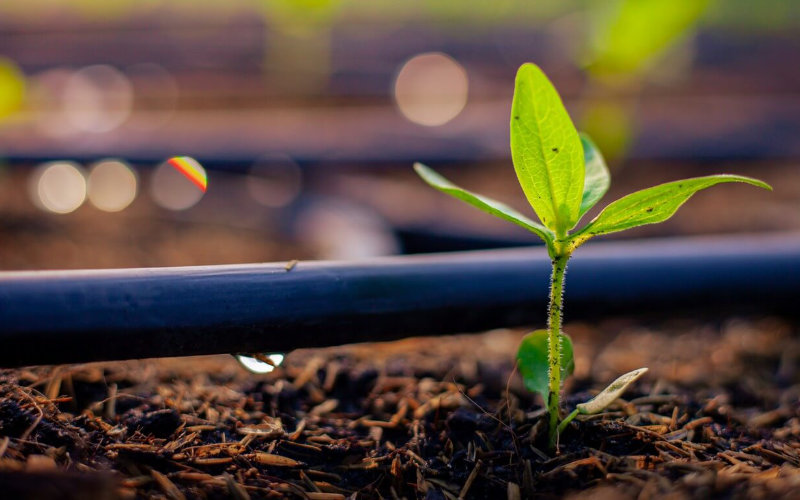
[413,63,771,449]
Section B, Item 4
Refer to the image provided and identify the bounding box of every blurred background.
[0,0,795,270]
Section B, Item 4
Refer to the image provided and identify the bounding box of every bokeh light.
[393,52,469,127]
[166,156,207,192]
[235,353,285,374]
[246,154,303,208]
[62,65,133,133]
[294,200,399,259]
[150,158,207,211]
[87,159,138,212]
[29,161,87,214]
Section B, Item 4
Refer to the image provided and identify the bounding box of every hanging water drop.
[234,353,286,374]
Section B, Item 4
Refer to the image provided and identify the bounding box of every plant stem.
[547,253,569,449]
[557,409,580,436]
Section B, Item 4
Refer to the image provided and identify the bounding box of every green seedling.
[413,63,771,449]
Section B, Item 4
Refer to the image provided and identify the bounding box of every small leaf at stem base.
[517,329,574,406]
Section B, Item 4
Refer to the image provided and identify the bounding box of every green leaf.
[0,58,25,119]
[517,329,574,405]
[588,0,712,76]
[510,63,585,235]
[574,175,772,242]
[576,368,648,414]
[413,163,554,245]
[578,133,610,219]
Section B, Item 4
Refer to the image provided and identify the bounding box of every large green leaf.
[573,175,771,242]
[517,329,574,405]
[413,163,553,245]
[510,63,585,235]
[578,133,610,219]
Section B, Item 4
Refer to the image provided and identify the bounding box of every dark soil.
[1,316,799,499]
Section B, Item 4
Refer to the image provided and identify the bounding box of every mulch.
[1,316,799,499]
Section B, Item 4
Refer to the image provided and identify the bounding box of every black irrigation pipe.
[2,233,800,368]
[5,146,800,173]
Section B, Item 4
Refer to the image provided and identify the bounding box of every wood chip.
[289,418,307,441]
[293,357,324,389]
[684,416,714,430]
[249,452,302,467]
[413,393,466,419]
[310,399,338,417]
[224,472,251,500]
[507,482,521,500]
[305,494,345,500]
[25,455,57,472]
[458,460,482,499]
[237,417,284,438]
[151,469,186,500]
[193,457,233,465]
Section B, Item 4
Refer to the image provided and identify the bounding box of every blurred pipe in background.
[261,0,341,95]
[30,68,74,138]
[126,63,179,131]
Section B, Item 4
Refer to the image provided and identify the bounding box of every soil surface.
[1,316,798,499]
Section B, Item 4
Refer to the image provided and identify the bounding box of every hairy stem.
[547,253,569,449]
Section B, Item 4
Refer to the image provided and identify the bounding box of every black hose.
[1,233,798,367]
